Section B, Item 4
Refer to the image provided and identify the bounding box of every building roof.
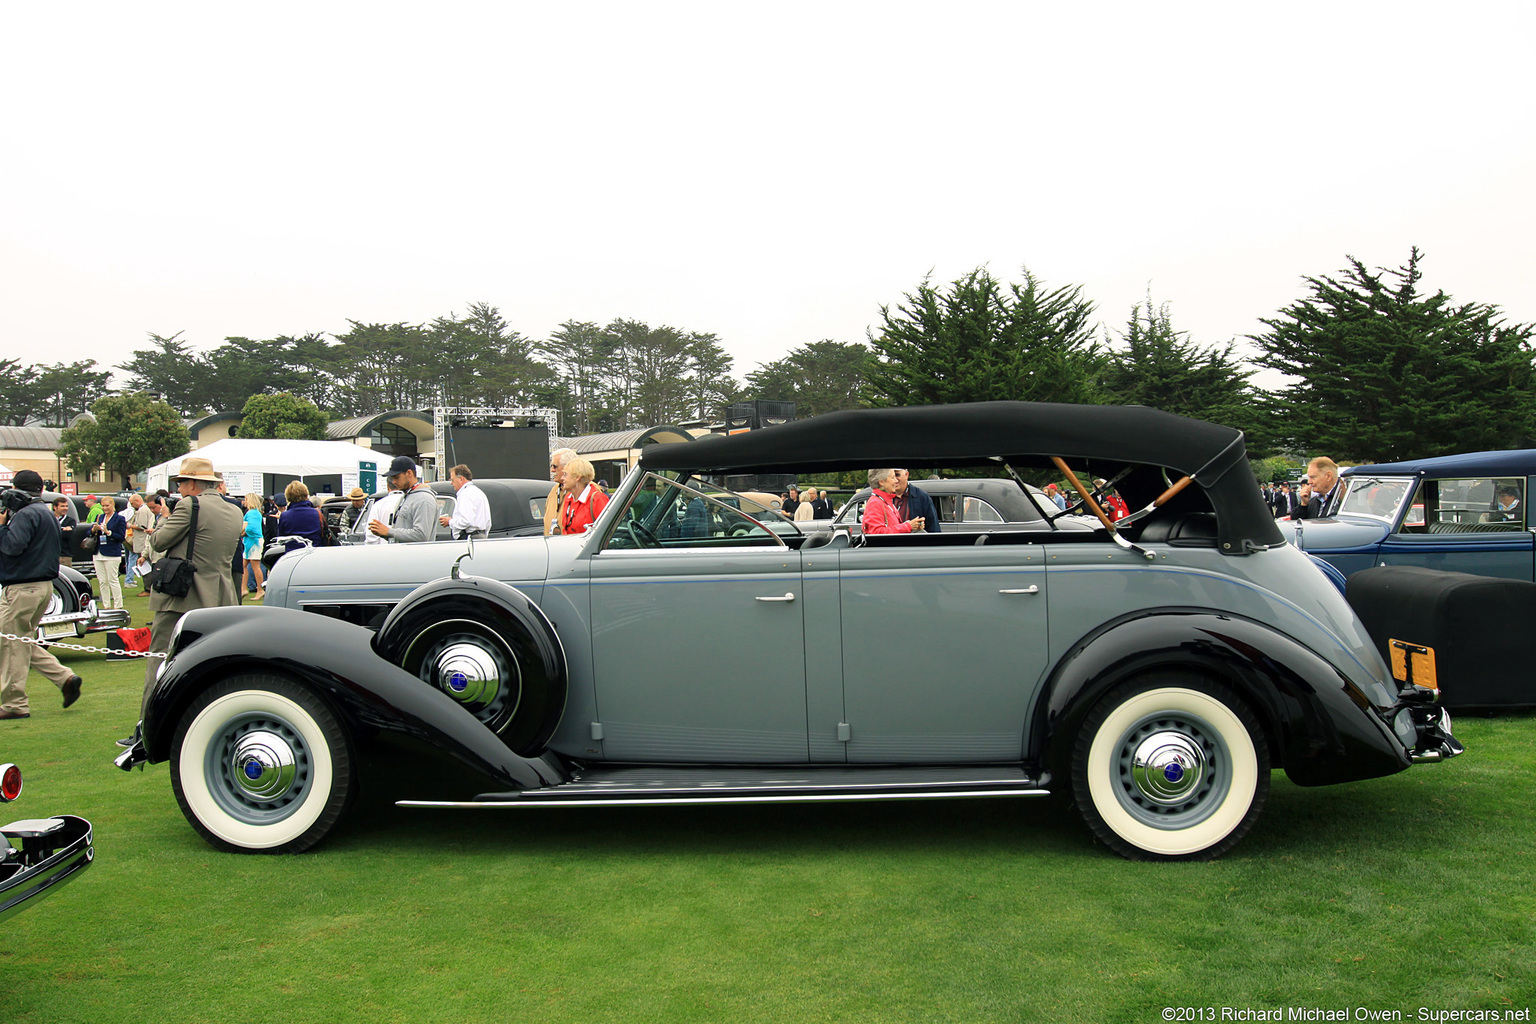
[328,409,434,440]
[0,425,65,451]
[555,425,696,456]
[187,411,244,435]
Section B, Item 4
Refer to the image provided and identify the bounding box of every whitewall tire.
[1070,676,1269,861]
[171,676,354,854]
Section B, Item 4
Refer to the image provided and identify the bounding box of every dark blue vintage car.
[116,402,1464,861]
[1283,450,1533,580]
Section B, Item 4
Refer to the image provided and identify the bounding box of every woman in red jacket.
[559,457,609,536]
[861,468,926,535]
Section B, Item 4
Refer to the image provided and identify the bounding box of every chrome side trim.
[398,788,1051,809]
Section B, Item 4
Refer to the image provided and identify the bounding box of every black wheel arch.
[1034,609,1409,789]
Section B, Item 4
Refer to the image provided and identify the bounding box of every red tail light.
[0,763,21,802]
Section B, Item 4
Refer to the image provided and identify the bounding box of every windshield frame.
[1335,473,1419,524]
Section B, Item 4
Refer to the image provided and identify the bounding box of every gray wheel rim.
[202,710,315,825]
[1110,708,1231,830]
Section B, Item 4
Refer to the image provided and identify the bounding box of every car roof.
[1343,450,1536,478]
[640,401,1277,554]
[641,401,1242,476]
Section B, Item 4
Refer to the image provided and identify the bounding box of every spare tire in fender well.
[373,575,568,757]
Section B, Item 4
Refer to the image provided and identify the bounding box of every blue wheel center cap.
[244,759,265,780]
[1163,761,1185,783]
[448,671,468,692]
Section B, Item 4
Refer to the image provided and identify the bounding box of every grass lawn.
[3,587,1534,1023]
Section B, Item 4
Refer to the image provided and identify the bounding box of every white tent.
[143,439,384,497]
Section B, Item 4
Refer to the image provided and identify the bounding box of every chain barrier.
[0,630,167,659]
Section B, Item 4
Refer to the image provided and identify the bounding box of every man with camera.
[0,470,84,719]
[123,457,243,740]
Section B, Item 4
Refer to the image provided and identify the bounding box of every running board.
[397,764,1051,809]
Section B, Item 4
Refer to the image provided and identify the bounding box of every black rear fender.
[1036,611,1408,788]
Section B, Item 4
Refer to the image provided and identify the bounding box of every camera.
[0,488,37,515]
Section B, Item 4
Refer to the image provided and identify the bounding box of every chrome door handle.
[755,593,796,603]
[999,586,1040,595]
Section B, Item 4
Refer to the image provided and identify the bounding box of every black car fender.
[1034,610,1409,787]
[141,605,565,791]
[58,564,92,611]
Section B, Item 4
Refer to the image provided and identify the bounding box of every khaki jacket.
[145,494,244,614]
[128,504,155,554]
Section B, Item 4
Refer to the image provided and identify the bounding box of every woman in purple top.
[277,481,324,552]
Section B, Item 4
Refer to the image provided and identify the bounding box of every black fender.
[141,605,565,792]
[372,575,568,757]
[58,564,91,611]
[1035,610,1409,788]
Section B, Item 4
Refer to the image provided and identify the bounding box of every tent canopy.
[143,439,383,496]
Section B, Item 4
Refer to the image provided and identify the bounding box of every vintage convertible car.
[116,402,1462,861]
[1283,450,1533,581]
[1,762,94,922]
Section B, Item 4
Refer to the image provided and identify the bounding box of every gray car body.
[266,468,1396,767]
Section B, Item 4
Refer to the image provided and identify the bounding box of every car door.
[832,541,1049,763]
[586,478,809,762]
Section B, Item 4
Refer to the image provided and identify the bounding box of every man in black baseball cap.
[0,470,84,718]
[366,456,436,543]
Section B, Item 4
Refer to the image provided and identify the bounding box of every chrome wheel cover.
[406,619,522,732]
[1112,711,1228,830]
[203,712,313,825]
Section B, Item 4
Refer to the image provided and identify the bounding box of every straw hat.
[172,457,220,483]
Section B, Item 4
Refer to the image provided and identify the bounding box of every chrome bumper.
[0,814,94,923]
[37,604,131,641]
[1409,706,1465,764]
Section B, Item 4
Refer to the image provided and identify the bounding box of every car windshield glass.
[1337,476,1415,522]
[606,474,789,549]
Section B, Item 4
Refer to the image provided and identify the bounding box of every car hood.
[265,535,554,607]
[1276,516,1391,552]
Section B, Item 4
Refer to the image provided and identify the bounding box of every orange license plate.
[1389,639,1438,691]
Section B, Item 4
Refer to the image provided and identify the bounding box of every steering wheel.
[618,520,659,549]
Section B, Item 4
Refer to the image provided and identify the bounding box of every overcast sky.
[4,2,1533,392]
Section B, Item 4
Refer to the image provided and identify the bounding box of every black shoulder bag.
[149,497,198,598]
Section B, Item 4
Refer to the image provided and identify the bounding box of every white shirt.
[447,481,492,536]
[364,491,402,545]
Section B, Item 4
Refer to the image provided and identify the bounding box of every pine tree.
[1251,249,1536,461]
[866,268,1101,407]
[1102,296,1270,451]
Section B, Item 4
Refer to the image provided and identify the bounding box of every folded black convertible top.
[640,401,1281,554]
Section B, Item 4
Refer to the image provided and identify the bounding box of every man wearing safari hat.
[342,486,368,530]
[119,456,243,746]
